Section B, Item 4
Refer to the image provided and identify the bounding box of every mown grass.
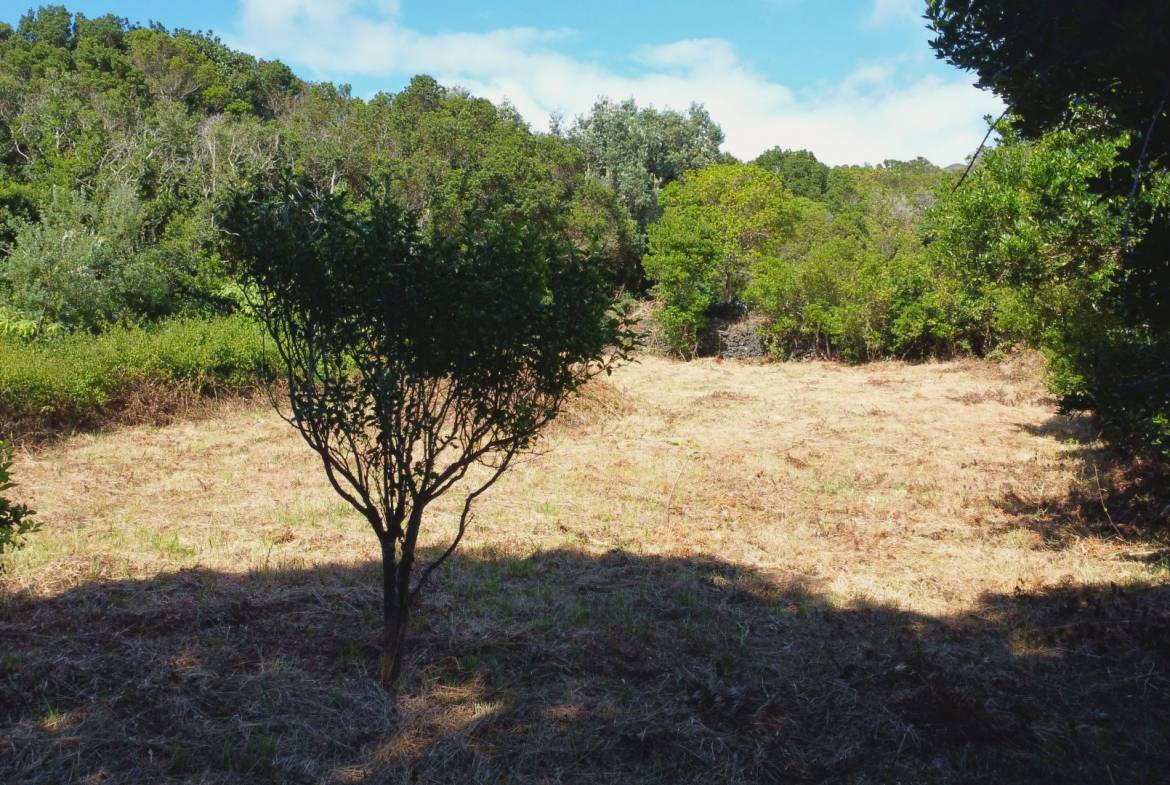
[1,355,1167,783]
[0,315,280,441]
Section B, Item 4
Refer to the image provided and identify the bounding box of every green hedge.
[0,315,281,430]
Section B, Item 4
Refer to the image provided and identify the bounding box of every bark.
[379,507,424,690]
[379,536,409,689]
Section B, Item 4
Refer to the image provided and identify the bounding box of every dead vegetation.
[1,356,1167,784]
[0,377,277,447]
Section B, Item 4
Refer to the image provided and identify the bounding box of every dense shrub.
[0,184,234,334]
[643,163,802,356]
[701,160,968,361]
[926,123,1170,456]
[928,1,1170,459]
[747,231,893,360]
[0,439,37,568]
[0,315,279,430]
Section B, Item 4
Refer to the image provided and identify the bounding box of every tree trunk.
[379,538,409,689]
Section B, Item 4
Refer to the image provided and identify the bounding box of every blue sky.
[8,0,1003,165]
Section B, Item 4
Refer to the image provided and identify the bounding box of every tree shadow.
[1005,414,1170,551]
[2,548,1168,784]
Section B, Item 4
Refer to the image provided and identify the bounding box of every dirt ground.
[2,355,1167,784]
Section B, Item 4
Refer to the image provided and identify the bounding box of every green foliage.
[926,122,1170,455]
[0,439,37,568]
[928,1,1170,457]
[0,13,636,329]
[643,163,801,356]
[738,159,964,360]
[567,98,724,281]
[0,183,223,333]
[0,314,279,424]
[349,76,638,288]
[0,6,300,332]
[644,210,723,357]
[747,224,895,361]
[643,158,970,360]
[222,173,633,686]
[753,148,830,200]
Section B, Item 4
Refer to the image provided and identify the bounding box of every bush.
[0,314,280,433]
[643,164,801,356]
[744,162,978,361]
[747,235,893,360]
[1,185,231,335]
[0,439,37,569]
[924,123,1170,457]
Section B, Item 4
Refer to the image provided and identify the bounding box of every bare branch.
[410,450,517,602]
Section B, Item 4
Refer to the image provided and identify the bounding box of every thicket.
[0,6,650,434]
[0,315,278,430]
[0,7,642,338]
[927,0,1170,459]
[644,156,975,361]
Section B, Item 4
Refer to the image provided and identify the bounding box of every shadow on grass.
[1004,414,1169,550]
[2,548,1168,784]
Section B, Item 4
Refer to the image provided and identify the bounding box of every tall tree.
[752,148,830,200]
[567,98,724,282]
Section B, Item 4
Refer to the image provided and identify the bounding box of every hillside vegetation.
[2,5,1167,459]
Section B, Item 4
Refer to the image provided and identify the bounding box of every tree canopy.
[928,0,1170,457]
[0,10,636,334]
[566,98,725,284]
[752,148,830,200]
[222,173,633,687]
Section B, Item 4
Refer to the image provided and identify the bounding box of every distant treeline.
[1,5,1167,459]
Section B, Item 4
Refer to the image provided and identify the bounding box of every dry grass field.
[2,355,1168,784]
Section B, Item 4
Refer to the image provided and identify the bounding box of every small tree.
[223,177,632,688]
[0,441,37,570]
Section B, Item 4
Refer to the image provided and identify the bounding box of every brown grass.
[1,377,277,446]
[1,355,1167,784]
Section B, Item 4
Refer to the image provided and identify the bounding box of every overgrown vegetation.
[0,8,638,337]
[0,315,278,437]
[0,439,36,567]
[644,156,971,361]
[0,6,645,439]
[926,0,1170,459]
[565,98,726,288]
[644,163,801,356]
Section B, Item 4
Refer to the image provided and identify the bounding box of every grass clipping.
[2,355,1167,784]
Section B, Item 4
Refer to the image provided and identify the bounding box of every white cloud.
[869,0,923,26]
[228,0,1001,167]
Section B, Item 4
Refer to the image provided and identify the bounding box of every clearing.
[2,355,1168,784]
